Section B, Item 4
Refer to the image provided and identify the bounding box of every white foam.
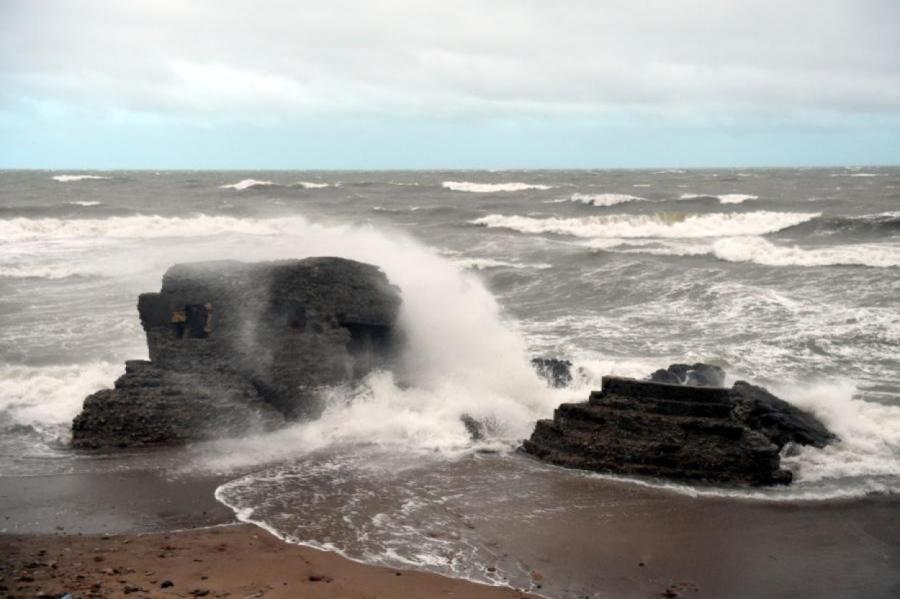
[472,211,819,239]
[219,179,275,190]
[0,263,90,279]
[0,214,310,242]
[711,237,900,268]
[567,193,644,207]
[51,175,110,182]
[0,362,123,432]
[66,201,102,207]
[452,257,552,270]
[679,193,759,204]
[297,181,330,189]
[442,181,553,193]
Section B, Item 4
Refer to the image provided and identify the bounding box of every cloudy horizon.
[2,0,899,169]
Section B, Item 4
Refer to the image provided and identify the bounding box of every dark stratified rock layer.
[72,258,402,449]
[523,375,835,486]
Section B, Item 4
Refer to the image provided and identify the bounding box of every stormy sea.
[2,168,899,597]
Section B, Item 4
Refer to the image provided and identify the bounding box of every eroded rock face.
[72,258,402,448]
[523,374,835,486]
[648,363,726,388]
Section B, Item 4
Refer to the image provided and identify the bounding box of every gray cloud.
[2,0,899,124]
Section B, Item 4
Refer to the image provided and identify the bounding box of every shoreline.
[1,524,541,599]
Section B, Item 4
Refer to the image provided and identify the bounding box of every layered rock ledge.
[72,258,401,448]
[523,375,835,486]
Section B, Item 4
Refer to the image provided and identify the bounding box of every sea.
[1,168,899,595]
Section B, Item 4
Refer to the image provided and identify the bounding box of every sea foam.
[52,175,110,182]
[679,193,759,204]
[219,179,276,190]
[443,181,553,193]
[566,193,644,207]
[472,211,819,239]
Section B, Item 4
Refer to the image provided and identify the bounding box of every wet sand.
[2,468,899,598]
[1,524,540,599]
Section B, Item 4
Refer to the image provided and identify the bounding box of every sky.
[1,0,899,169]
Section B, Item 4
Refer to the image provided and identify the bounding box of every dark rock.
[531,358,573,388]
[461,414,485,441]
[72,258,401,448]
[648,363,725,387]
[523,375,834,486]
[160,580,174,588]
[730,381,835,449]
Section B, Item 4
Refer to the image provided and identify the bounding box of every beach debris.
[523,372,835,486]
[71,258,402,448]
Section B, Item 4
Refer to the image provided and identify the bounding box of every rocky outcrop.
[72,258,402,449]
[523,375,835,486]
[648,363,725,387]
[531,358,573,388]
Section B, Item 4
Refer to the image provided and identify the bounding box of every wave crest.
[472,211,819,239]
[52,175,110,182]
[0,214,310,242]
[219,179,276,190]
[443,181,553,193]
[567,193,644,207]
[680,193,758,204]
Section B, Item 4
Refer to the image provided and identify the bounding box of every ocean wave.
[296,181,330,189]
[782,211,900,237]
[679,193,758,204]
[0,362,124,431]
[219,179,276,190]
[65,201,102,207]
[0,263,93,279]
[601,236,900,268]
[443,181,553,193]
[452,257,552,270]
[566,193,644,207]
[712,237,900,268]
[0,214,311,242]
[472,211,819,239]
[51,175,110,182]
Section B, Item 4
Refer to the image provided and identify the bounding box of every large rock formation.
[523,374,835,486]
[72,258,402,448]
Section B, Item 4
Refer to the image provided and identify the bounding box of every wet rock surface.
[523,370,835,486]
[72,258,401,448]
[530,358,573,388]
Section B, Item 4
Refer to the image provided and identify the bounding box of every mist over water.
[2,168,899,595]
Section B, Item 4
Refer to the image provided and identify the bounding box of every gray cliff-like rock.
[72,258,402,448]
[523,375,835,486]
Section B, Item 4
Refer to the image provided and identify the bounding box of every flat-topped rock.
[72,258,402,449]
[523,374,835,486]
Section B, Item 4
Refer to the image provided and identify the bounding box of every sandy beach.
[1,524,542,599]
[2,467,899,599]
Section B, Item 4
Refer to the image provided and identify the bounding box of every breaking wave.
[219,179,276,190]
[472,211,819,239]
[65,201,102,207]
[680,193,759,204]
[782,211,900,238]
[712,237,900,268]
[565,193,644,207]
[51,175,110,182]
[599,237,900,269]
[452,257,552,271]
[0,214,309,242]
[443,181,553,193]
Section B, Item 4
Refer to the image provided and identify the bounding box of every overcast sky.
[2,0,899,168]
